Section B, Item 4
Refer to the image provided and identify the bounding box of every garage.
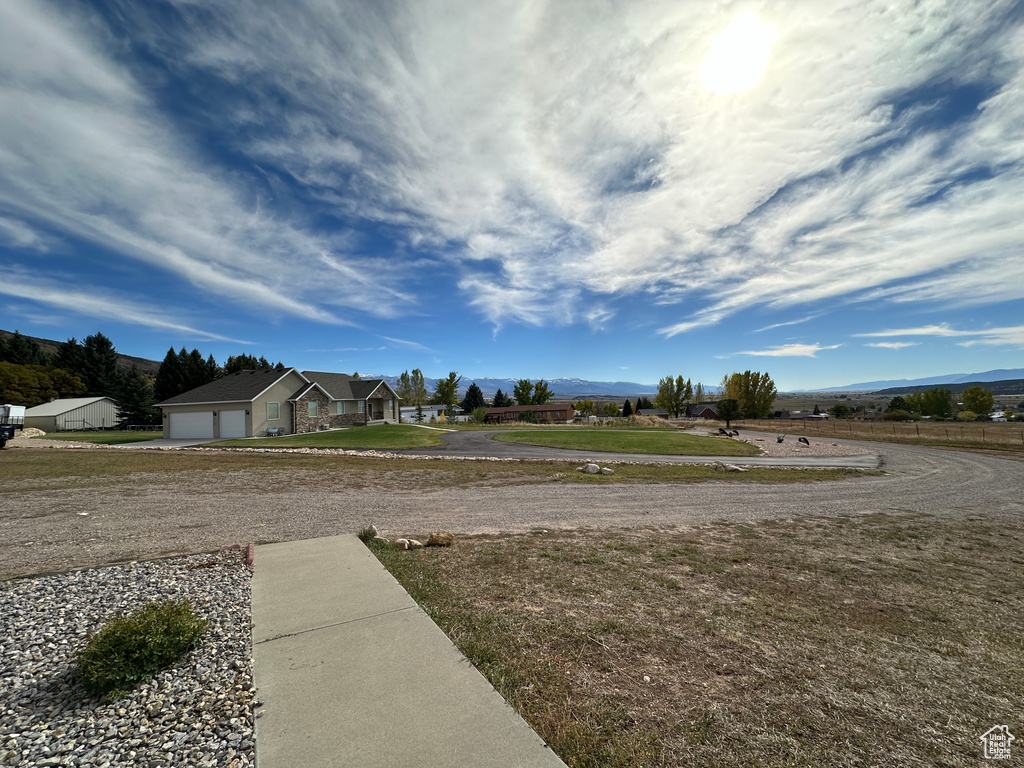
[219,410,247,439]
[169,411,214,439]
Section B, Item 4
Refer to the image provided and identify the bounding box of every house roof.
[300,371,398,401]
[637,408,669,416]
[25,397,115,416]
[156,368,305,406]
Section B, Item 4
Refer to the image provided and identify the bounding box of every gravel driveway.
[1,436,1022,580]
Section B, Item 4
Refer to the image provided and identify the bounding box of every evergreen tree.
[461,382,486,412]
[492,388,511,408]
[622,399,633,417]
[0,331,49,365]
[116,364,158,426]
[81,332,121,397]
[52,338,86,372]
[206,354,222,381]
[154,347,186,402]
[183,348,210,391]
[637,396,654,411]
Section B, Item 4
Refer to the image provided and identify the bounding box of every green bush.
[76,599,208,697]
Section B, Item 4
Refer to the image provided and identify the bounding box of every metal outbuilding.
[24,397,120,432]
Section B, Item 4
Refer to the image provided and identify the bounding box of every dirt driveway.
[1,439,1022,579]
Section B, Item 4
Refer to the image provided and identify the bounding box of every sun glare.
[699,12,777,94]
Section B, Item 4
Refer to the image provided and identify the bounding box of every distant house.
[485,403,575,424]
[24,397,120,432]
[156,369,399,439]
[399,404,468,423]
[686,403,718,419]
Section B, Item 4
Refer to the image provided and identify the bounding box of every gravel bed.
[0,550,254,768]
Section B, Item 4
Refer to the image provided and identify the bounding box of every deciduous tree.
[720,370,776,418]
[432,371,462,415]
[961,385,994,416]
[717,398,739,429]
[532,380,553,405]
[828,403,853,419]
[513,379,534,406]
[654,375,693,418]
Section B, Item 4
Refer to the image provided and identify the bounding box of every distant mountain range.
[369,375,657,399]
[812,368,1024,393]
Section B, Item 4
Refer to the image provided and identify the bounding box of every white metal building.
[24,397,120,432]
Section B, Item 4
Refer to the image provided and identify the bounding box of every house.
[399,404,468,423]
[155,369,400,439]
[299,371,400,429]
[484,403,575,424]
[25,397,120,432]
[686,403,719,419]
[637,408,670,420]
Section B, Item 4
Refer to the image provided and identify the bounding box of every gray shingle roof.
[300,372,397,401]
[156,368,304,406]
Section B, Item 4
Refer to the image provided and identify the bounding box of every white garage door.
[219,410,247,439]
[169,411,214,439]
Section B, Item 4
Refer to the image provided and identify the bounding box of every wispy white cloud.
[865,341,919,349]
[856,323,1024,348]
[735,343,842,358]
[0,0,406,330]
[0,269,249,342]
[754,314,823,333]
[381,336,437,353]
[1,0,1023,338]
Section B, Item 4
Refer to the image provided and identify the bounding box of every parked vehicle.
[0,404,26,448]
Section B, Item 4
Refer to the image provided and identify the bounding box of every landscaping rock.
[394,538,410,550]
[584,463,600,474]
[426,530,455,547]
[408,539,424,549]
[600,467,614,475]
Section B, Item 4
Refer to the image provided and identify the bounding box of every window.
[357,400,365,413]
[267,402,279,420]
[308,401,318,418]
[336,402,344,415]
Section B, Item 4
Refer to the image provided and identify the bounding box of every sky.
[2,0,1024,391]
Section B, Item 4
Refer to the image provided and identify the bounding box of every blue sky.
[2,0,1024,391]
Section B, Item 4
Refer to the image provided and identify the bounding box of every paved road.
[2,439,1022,579]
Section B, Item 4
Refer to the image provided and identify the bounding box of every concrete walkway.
[251,535,567,768]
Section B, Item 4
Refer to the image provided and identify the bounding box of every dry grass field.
[371,513,1023,767]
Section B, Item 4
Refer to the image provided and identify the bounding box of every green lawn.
[492,429,759,456]
[209,424,446,450]
[36,430,163,445]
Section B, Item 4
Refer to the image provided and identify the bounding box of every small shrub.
[357,525,377,543]
[76,599,208,698]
